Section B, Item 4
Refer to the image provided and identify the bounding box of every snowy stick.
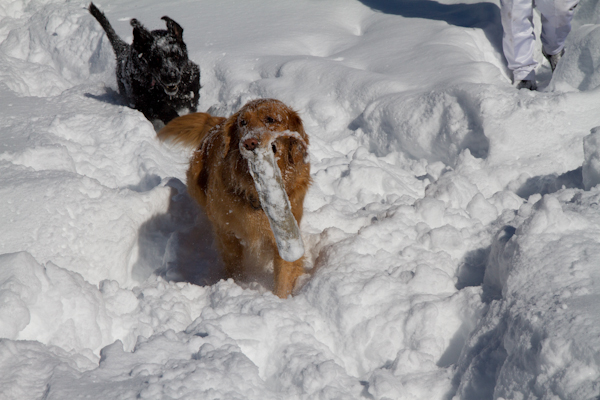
[241,134,305,262]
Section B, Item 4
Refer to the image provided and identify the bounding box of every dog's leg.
[216,230,245,280]
[273,256,305,298]
[156,103,181,125]
[185,63,201,113]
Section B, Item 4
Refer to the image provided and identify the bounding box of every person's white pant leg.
[500,0,538,81]
[536,0,580,55]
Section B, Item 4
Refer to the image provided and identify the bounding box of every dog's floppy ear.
[286,110,309,165]
[130,19,153,55]
[288,110,309,145]
[220,112,244,159]
[161,16,184,43]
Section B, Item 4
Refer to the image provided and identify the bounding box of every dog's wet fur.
[89,3,200,125]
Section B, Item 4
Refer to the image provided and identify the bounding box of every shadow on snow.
[358,0,504,54]
[515,167,583,199]
[131,177,226,287]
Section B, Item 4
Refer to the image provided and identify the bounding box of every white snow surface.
[1,0,600,399]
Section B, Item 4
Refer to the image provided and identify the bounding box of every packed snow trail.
[1,0,600,399]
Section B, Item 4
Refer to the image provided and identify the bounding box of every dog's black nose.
[243,138,259,151]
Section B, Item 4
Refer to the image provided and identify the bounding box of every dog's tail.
[158,113,227,148]
[89,3,128,56]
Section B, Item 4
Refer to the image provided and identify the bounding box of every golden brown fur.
[159,99,311,297]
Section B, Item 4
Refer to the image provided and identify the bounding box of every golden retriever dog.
[159,99,311,297]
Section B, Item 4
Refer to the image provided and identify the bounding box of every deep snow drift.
[1,0,600,399]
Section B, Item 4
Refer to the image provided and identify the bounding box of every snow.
[1,0,600,399]
[583,127,600,190]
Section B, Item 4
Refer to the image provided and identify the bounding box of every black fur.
[89,3,200,124]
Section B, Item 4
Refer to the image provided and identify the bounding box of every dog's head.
[220,99,311,206]
[130,16,189,96]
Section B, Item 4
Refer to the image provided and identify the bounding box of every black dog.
[89,3,200,125]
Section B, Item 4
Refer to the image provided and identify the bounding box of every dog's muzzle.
[154,73,180,96]
[163,83,179,96]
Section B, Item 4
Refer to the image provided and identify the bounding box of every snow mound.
[550,24,600,92]
[355,86,490,166]
[457,191,600,400]
[0,0,113,97]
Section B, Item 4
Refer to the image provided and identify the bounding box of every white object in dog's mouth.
[240,133,305,262]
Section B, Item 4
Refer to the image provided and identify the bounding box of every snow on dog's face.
[235,99,308,167]
[131,16,189,96]
[223,99,310,195]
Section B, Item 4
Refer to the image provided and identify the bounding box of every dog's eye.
[272,143,277,153]
[265,116,275,124]
[240,120,247,126]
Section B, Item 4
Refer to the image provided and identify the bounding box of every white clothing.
[500,0,579,81]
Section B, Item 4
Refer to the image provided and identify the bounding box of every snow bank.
[0,0,113,97]
[2,0,600,399]
[457,190,600,400]
[550,23,600,92]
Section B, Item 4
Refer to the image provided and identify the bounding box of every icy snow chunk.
[99,279,139,315]
[241,133,305,262]
[466,193,498,225]
[520,195,590,235]
[425,173,480,210]
[582,126,600,190]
